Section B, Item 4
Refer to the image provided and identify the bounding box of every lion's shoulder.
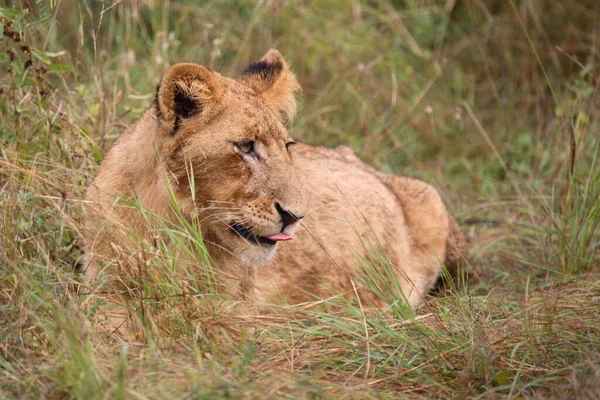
[294,143,384,178]
[294,143,360,162]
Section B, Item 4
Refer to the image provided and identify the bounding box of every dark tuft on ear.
[154,84,161,116]
[155,62,224,135]
[239,49,300,122]
[242,60,283,85]
[169,86,200,136]
[173,86,199,118]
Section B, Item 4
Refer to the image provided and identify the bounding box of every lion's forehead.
[233,107,287,145]
[221,79,288,141]
[242,118,286,143]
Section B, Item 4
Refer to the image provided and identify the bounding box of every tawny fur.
[82,49,465,333]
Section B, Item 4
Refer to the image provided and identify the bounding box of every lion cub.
[83,49,465,332]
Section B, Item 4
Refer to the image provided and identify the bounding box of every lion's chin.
[212,226,279,266]
[237,244,278,266]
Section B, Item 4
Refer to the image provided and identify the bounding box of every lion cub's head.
[153,49,307,265]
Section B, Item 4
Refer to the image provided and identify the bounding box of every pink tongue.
[264,233,294,241]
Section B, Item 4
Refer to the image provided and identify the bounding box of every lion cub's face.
[154,50,307,265]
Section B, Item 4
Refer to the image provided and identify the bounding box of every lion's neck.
[117,114,174,217]
[202,229,257,300]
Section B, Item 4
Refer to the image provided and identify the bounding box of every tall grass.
[1,0,599,398]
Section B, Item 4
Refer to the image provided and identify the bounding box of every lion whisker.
[205,207,245,211]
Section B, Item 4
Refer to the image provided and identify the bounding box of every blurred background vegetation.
[1,0,599,398]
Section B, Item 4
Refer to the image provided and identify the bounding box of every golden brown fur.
[83,49,465,331]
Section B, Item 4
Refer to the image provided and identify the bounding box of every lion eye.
[285,141,297,152]
[236,140,255,154]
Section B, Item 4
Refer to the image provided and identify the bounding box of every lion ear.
[155,63,224,134]
[240,49,300,123]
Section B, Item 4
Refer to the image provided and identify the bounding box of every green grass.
[1,0,599,398]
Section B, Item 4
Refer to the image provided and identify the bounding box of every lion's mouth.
[230,223,293,246]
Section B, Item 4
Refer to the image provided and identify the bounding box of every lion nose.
[275,202,303,230]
